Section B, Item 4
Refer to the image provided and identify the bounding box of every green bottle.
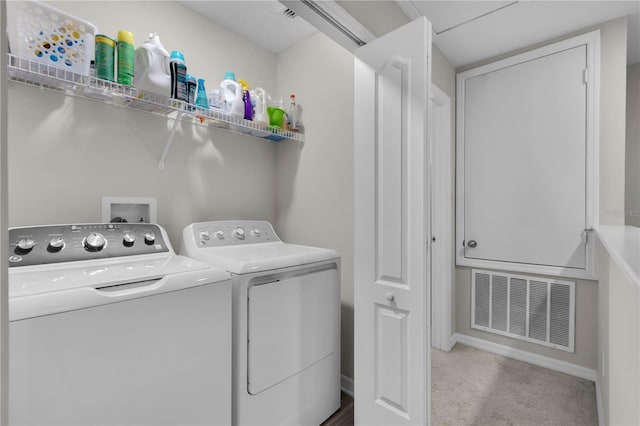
[117,30,134,86]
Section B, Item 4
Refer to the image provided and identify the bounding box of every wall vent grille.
[471,269,575,352]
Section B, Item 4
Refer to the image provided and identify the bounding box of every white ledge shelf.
[7,53,304,149]
[595,225,640,288]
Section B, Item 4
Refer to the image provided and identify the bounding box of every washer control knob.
[214,231,225,240]
[84,233,106,252]
[200,231,211,241]
[144,232,156,245]
[123,233,135,247]
[16,238,36,253]
[252,228,261,237]
[47,237,65,252]
[233,227,245,240]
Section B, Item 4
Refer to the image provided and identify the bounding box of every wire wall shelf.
[7,53,305,147]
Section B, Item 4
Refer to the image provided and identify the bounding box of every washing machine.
[8,223,232,426]
[181,220,341,425]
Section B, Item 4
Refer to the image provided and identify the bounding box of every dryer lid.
[185,242,339,274]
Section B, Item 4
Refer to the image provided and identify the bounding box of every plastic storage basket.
[7,0,98,76]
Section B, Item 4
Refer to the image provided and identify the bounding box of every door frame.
[1,1,9,423]
[430,84,453,352]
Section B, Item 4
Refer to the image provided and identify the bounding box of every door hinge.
[584,227,594,244]
[583,68,589,84]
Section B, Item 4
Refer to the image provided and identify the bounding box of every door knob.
[467,240,478,248]
[385,292,395,302]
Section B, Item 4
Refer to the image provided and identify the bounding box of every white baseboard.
[448,334,458,352]
[595,376,604,426]
[341,374,354,397]
[453,333,598,382]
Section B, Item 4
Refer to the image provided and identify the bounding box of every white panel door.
[463,45,588,269]
[354,18,431,426]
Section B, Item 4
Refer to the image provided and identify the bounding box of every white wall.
[452,17,628,370]
[8,1,279,246]
[597,239,640,425]
[625,63,640,227]
[599,18,628,225]
[0,2,8,423]
[274,32,355,378]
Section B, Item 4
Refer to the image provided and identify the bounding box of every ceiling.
[407,1,640,67]
[178,0,317,53]
[180,0,640,68]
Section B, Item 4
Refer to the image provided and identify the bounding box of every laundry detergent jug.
[133,33,171,97]
[220,72,244,118]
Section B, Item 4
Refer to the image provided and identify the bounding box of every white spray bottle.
[253,88,268,125]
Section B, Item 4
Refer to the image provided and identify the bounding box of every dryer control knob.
[144,232,156,245]
[200,231,211,241]
[251,228,261,237]
[214,231,225,240]
[47,237,65,252]
[233,227,245,240]
[84,233,106,252]
[123,233,135,247]
[16,238,36,253]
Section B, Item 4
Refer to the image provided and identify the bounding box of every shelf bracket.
[158,111,183,170]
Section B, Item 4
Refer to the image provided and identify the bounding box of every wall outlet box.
[102,196,157,224]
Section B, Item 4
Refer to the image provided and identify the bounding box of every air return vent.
[471,270,575,352]
[276,6,297,19]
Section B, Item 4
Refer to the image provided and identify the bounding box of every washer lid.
[185,242,339,274]
[9,254,230,321]
[9,254,229,298]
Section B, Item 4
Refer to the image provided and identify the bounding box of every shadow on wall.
[275,139,303,211]
[341,303,354,381]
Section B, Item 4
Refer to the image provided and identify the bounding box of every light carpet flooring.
[431,344,598,425]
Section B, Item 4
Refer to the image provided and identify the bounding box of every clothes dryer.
[182,220,341,425]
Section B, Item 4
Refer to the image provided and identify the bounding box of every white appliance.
[181,220,341,425]
[8,223,232,426]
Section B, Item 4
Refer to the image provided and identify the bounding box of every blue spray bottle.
[196,78,209,109]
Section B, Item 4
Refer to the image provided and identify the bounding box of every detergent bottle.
[169,50,188,101]
[253,88,268,125]
[133,33,171,97]
[220,72,244,118]
[238,79,252,120]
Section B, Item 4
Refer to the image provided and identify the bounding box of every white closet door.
[463,45,587,269]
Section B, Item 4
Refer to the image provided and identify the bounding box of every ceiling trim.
[395,0,422,21]
[436,1,518,35]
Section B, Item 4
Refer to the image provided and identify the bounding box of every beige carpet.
[431,344,598,426]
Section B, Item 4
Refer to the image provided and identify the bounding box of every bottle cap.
[186,73,196,83]
[117,30,134,45]
[96,34,116,47]
[238,79,250,90]
[224,71,236,81]
[170,50,185,64]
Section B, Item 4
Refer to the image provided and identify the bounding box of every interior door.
[462,45,588,269]
[354,17,431,425]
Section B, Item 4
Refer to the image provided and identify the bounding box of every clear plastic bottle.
[288,94,299,132]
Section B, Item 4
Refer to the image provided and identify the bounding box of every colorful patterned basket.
[7,0,98,76]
